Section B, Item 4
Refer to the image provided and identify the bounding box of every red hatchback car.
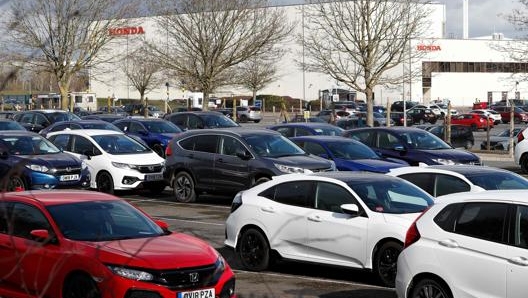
[0,190,236,298]
[450,113,494,131]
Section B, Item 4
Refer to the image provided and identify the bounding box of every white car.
[46,129,166,194]
[387,165,528,197]
[515,127,528,173]
[469,109,502,125]
[396,190,528,298]
[224,172,434,287]
[427,103,458,118]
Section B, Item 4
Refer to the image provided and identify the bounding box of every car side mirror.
[340,204,360,216]
[236,148,251,160]
[394,145,406,152]
[155,220,171,234]
[30,229,56,244]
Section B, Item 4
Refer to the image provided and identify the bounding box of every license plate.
[60,174,79,181]
[177,288,214,298]
[145,173,163,181]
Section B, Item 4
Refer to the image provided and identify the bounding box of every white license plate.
[145,173,163,181]
[177,288,214,298]
[60,174,79,181]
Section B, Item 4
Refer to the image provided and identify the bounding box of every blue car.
[113,118,183,157]
[268,122,344,138]
[291,135,407,173]
[0,131,90,191]
[342,127,482,166]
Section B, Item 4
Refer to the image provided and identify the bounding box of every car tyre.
[96,171,114,194]
[373,241,402,287]
[254,119,261,123]
[410,278,452,298]
[7,176,25,191]
[63,273,101,298]
[239,115,249,123]
[254,177,271,186]
[152,144,165,158]
[464,140,473,150]
[238,228,270,271]
[172,171,196,202]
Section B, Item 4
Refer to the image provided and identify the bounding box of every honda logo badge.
[189,272,199,283]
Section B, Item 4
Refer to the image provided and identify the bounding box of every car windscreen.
[49,112,81,122]
[464,171,528,190]
[244,134,306,157]
[401,131,452,150]
[80,123,121,132]
[327,141,380,160]
[312,126,344,136]
[92,134,151,154]
[0,135,61,155]
[143,121,182,133]
[47,200,165,241]
[202,114,239,128]
[348,179,433,214]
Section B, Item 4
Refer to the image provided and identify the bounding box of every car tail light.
[404,208,429,248]
[165,143,173,157]
[518,128,527,143]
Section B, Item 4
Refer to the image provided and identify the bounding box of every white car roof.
[436,189,528,205]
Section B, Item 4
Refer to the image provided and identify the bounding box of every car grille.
[152,263,218,290]
[311,167,335,172]
[54,166,82,175]
[136,164,164,173]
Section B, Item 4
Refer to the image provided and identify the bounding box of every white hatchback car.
[224,172,434,287]
[396,190,528,298]
[47,129,166,194]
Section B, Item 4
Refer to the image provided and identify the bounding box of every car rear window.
[249,107,261,112]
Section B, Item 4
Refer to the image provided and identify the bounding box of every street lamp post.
[165,82,169,114]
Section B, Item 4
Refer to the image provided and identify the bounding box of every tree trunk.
[365,87,374,127]
[59,81,71,111]
[252,90,257,106]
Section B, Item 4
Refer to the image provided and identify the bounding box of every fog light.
[122,176,139,185]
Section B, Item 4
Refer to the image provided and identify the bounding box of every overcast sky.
[274,0,524,39]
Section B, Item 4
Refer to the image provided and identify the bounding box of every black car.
[12,110,81,132]
[389,111,414,126]
[163,111,240,130]
[406,106,438,124]
[267,122,344,138]
[38,119,122,138]
[426,124,474,149]
[342,127,481,166]
[390,101,418,112]
[163,128,335,202]
[113,118,183,157]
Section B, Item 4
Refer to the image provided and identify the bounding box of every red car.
[450,113,494,131]
[0,190,236,298]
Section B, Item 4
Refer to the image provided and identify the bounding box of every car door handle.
[438,239,459,248]
[307,215,321,222]
[260,206,275,213]
[509,256,528,266]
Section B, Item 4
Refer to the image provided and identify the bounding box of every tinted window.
[454,202,508,243]
[435,174,471,196]
[179,135,218,153]
[302,141,327,156]
[398,173,434,196]
[49,134,71,151]
[514,205,528,249]
[433,203,461,231]
[273,181,312,208]
[315,182,358,213]
[344,131,373,146]
[71,135,98,155]
[11,203,51,239]
[295,127,312,136]
[220,136,245,156]
[464,171,528,190]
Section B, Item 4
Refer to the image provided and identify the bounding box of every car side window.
[11,203,52,240]
[435,174,471,197]
[272,181,313,208]
[188,115,203,129]
[398,173,434,196]
[72,135,99,156]
[274,127,291,138]
[345,131,372,146]
[170,115,187,128]
[114,121,128,131]
[180,135,218,153]
[129,122,145,133]
[295,128,312,136]
[19,113,33,124]
[303,141,326,156]
[48,134,71,151]
[220,136,244,156]
[34,114,49,126]
[377,132,401,149]
[514,205,528,249]
[454,202,508,243]
[51,123,69,132]
[315,182,358,213]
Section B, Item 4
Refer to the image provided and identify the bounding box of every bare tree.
[3,0,139,111]
[232,51,283,106]
[123,45,164,105]
[148,0,294,110]
[301,0,432,126]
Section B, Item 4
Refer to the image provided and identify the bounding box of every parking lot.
[116,115,525,298]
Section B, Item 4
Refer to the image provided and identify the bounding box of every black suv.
[163,111,239,130]
[390,101,418,112]
[12,110,80,132]
[426,124,474,149]
[163,128,335,202]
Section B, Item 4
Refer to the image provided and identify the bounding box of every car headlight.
[111,162,137,170]
[106,265,154,281]
[25,164,50,173]
[212,255,226,281]
[432,158,457,165]
[81,160,88,170]
[274,163,313,174]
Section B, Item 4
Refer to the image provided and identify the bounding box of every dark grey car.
[163,128,336,202]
